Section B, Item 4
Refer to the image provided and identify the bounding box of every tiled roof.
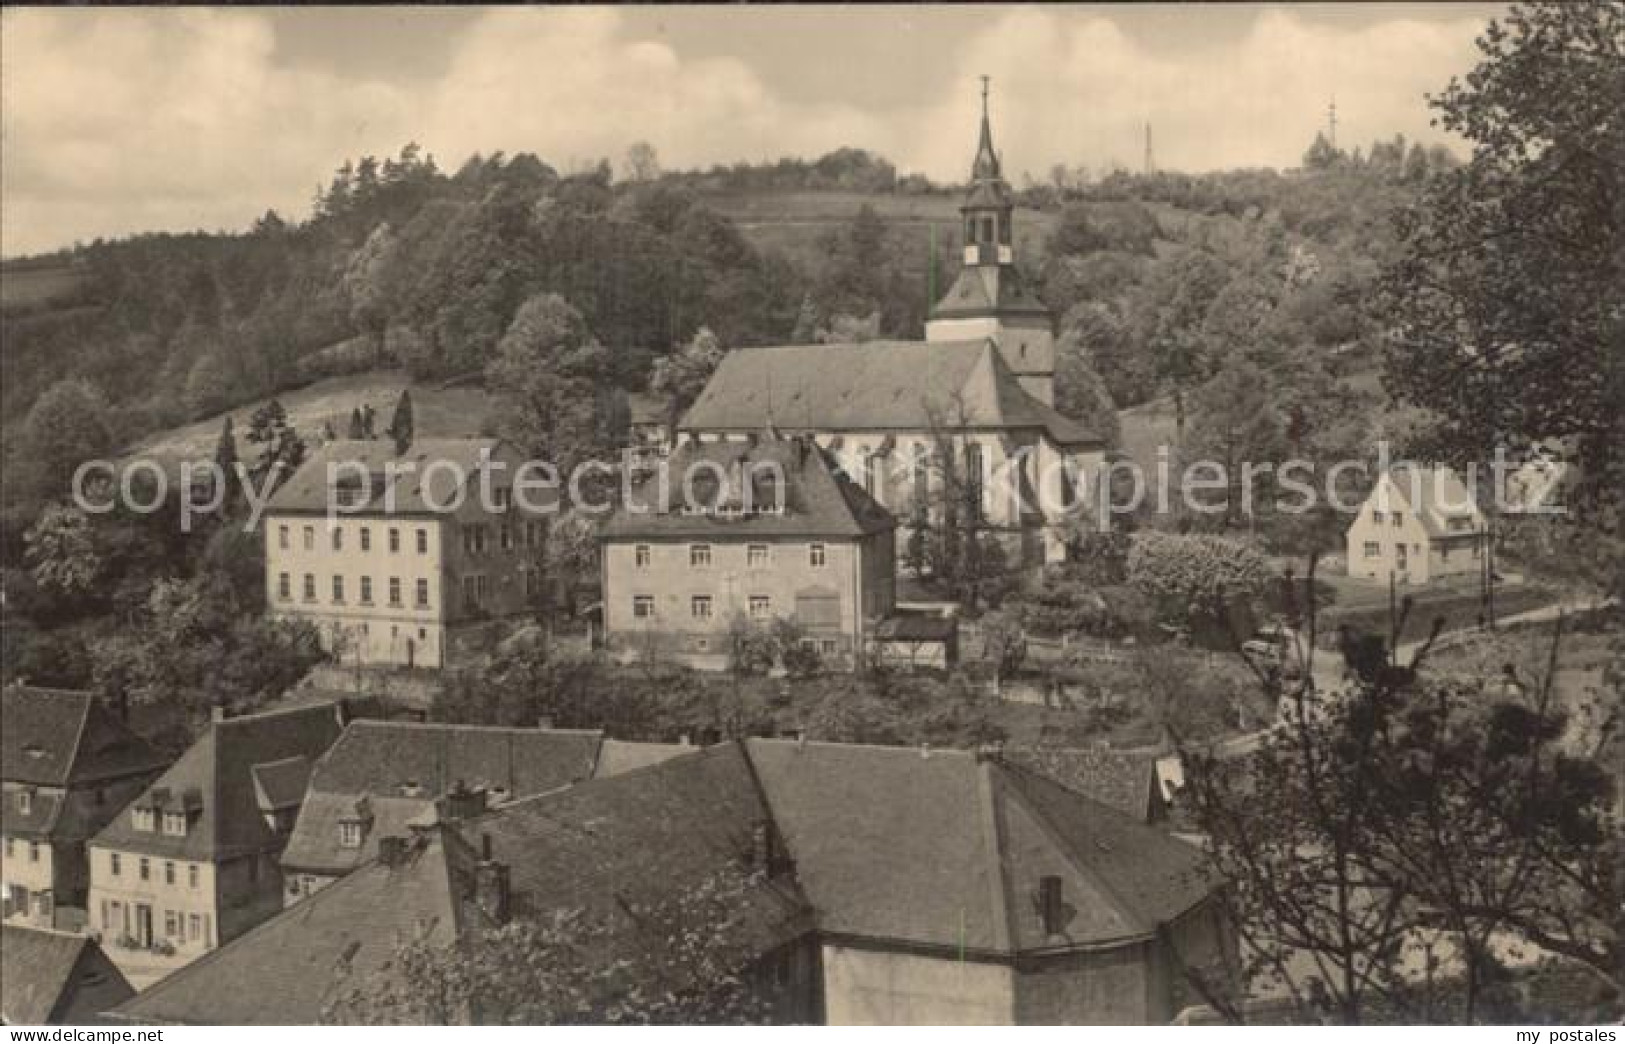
[456,743,808,958]
[265,438,549,516]
[281,721,605,874]
[678,340,1099,447]
[593,738,693,777]
[2,686,167,788]
[1001,746,1163,822]
[252,756,315,812]
[1376,465,1487,540]
[601,435,895,540]
[108,833,467,1025]
[92,704,344,862]
[930,264,1050,321]
[1,925,132,1025]
[745,739,1212,954]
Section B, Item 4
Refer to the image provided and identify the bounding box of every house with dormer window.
[1,686,169,932]
[86,703,343,958]
[1345,466,1488,585]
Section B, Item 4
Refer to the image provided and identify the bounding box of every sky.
[0,3,1504,257]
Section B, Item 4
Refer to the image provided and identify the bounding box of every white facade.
[1345,469,1487,585]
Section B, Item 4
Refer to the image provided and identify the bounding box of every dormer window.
[133,807,156,832]
[163,812,188,837]
[15,788,33,815]
[338,820,364,848]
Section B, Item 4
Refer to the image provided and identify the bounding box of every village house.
[600,434,897,670]
[1,924,134,1025]
[279,719,686,901]
[85,702,344,959]
[677,93,1107,568]
[1345,465,1488,585]
[108,739,1233,1025]
[263,437,555,669]
[1,686,170,931]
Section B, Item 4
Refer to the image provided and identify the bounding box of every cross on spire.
[972,75,1001,181]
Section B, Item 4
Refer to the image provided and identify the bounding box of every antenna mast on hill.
[1328,95,1339,149]
[1144,123,1155,175]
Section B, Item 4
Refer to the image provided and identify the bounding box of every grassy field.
[125,372,494,465]
[0,261,87,312]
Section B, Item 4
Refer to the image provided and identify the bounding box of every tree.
[245,399,306,496]
[1125,531,1271,629]
[387,389,415,454]
[1183,623,1621,1022]
[623,141,661,183]
[979,606,1028,685]
[25,504,108,607]
[11,379,114,500]
[1185,363,1286,525]
[347,408,366,440]
[184,350,231,419]
[213,416,241,510]
[649,326,725,423]
[485,293,614,478]
[1383,2,1624,520]
[1053,326,1121,446]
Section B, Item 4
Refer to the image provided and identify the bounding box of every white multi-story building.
[1345,466,1488,585]
[262,438,553,669]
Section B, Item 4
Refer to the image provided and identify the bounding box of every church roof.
[677,340,1099,447]
[930,263,1050,320]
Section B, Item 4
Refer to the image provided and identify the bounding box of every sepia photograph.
[0,1,1620,1031]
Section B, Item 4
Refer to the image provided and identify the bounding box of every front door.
[134,903,153,948]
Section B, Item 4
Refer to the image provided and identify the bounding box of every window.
[164,861,175,885]
[633,595,655,619]
[389,577,402,606]
[163,812,186,837]
[278,525,289,550]
[133,807,155,832]
[691,595,713,620]
[417,528,428,554]
[462,575,488,608]
[416,579,430,608]
[690,544,711,568]
[500,524,513,551]
[303,574,316,602]
[1372,510,1385,524]
[277,573,291,600]
[526,522,543,549]
[332,575,345,603]
[188,864,199,889]
[360,527,371,552]
[28,841,40,863]
[360,576,373,604]
[747,544,769,567]
[331,527,343,552]
[17,790,32,814]
[1364,541,1381,557]
[819,639,839,657]
[188,913,202,941]
[749,595,771,619]
[139,857,150,882]
[389,528,401,553]
[635,545,651,568]
[1392,512,1403,527]
[165,910,179,938]
[464,525,489,555]
[809,543,826,567]
[303,526,314,551]
[110,853,121,877]
[493,486,512,509]
[338,821,363,848]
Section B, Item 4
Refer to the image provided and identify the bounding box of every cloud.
[897,7,1485,181]
[1,6,1489,256]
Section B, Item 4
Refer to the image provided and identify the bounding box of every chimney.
[437,780,488,822]
[210,703,228,723]
[474,832,510,923]
[919,742,931,760]
[678,732,692,747]
[1038,875,1064,936]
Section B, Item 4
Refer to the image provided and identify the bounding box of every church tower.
[925,77,1056,405]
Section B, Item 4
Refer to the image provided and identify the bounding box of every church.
[677,88,1107,568]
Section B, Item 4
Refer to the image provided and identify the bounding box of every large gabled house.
[2,686,170,930]
[263,437,556,669]
[86,702,345,958]
[1345,465,1488,585]
[601,434,897,671]
[109,740,1232,1025]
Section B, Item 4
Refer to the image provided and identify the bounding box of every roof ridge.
[216,700,342,728]
[976,758,1015,954]
[346,719,603,738]
[747,736,979,759]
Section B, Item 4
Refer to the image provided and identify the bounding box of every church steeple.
[972,75,1001,182]
[925,77,1057,406]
